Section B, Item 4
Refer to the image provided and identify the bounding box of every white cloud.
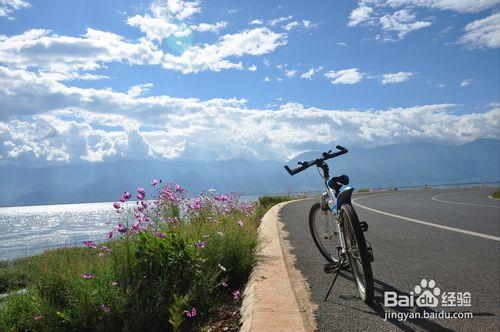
[337,42,347,47]
[285,69,297,78]
[324,68,363,85]
[127,83,154,97]
[0,67,498,164]
[0,0,30,17]
[347,0,498,40]
[379,9,432,39]
[0,28,164,74]
[248,64,257,71]
[263,76,270,82]
[384,0,499,13]
[381,71,414,84]
[460,79,472,87]
[283,20,318,31]
[0,24,285,76]
[268,15,293,26]
[459,12,500,49]
[162,27,287,73]
[250,19,263,25]
[127,0,225,42]
[348,5,374,26]
[300,66,323,79]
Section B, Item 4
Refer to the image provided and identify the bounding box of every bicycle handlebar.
[284,145,348,176]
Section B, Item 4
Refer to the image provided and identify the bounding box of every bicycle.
[284,145,374,303]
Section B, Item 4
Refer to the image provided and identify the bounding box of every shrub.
[0,182,268,331]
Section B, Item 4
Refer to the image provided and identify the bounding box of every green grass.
[0,191,295,331]
[491,189,500,199]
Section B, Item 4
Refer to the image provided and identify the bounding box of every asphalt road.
[280,188,499,331]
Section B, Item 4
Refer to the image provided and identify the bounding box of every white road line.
[432,191,499,208]
[352,196,500,242]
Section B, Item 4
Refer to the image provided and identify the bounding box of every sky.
[0,0,499,166]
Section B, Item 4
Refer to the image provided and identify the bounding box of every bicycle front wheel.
[309,202,341,264]
[341,204,374,303]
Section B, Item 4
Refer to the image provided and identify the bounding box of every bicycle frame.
[318,165,355,261]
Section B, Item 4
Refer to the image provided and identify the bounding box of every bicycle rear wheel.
[341,204,374,303]
[309,203,341,264]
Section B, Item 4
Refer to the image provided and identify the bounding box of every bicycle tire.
[341,204,374,303]
[309,202,340,264]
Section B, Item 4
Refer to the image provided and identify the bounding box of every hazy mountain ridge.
[1,139,498,207]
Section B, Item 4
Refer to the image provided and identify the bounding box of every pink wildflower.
[34,315,44,321]
[83,240,97,249]
[117,224,127,233]
[232,289,241,300]
[113,202,121,209]
[183,307,197,317]
[155,231,166,238]
[237,220,244,227]
[111,281,118,286]
[137,192,145,200]
[195,241,206,249]
[124,191,132,199]
[141,200,149,208]
[137,187,145,194]
[221,281,228,287]
[101,304,111,313]
[100,246,112,252]
[82,273,94,279]
[151,178,160,186]
[107,230,114,239]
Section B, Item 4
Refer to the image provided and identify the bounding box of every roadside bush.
[0,182,263,331]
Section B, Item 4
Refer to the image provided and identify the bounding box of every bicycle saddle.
[327,175,349,189]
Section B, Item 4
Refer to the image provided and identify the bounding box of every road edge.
[240,199,316,332]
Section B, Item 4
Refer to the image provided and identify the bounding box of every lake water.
[0,195,265,261]
[0,202,119,261]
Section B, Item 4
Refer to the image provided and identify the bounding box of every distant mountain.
[0,139,498,207]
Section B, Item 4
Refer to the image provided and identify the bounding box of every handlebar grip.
[284,165,301,175]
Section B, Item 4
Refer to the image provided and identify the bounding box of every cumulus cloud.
[300,66,323,79]
[127,0,226,42]
[285,69,297,78]
[324,68,363,85]
[282,20,318,31]
[379,10,432,39]
[459,12,500,49]
[381,71,414,84]
[268,15,293,26]
[348,5,374,26]
[460,79,473,87]
[0,0,30,17]
[347,0,498,40]
[383,0,499,13]
[0,28,163,74]
[0,67,498,165]
[162,27,287,73]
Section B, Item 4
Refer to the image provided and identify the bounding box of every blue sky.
[0,0,499,165]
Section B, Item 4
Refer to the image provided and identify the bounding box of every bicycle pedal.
[359,221,369,232]
[324,262,339,274]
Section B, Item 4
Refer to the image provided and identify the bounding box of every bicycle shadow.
[330,274,455,331]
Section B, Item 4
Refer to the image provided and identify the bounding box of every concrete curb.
[240,199,316,332]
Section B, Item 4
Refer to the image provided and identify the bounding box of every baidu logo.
[414,279,441,307]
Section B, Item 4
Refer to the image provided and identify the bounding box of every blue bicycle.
[285,145,374,302]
